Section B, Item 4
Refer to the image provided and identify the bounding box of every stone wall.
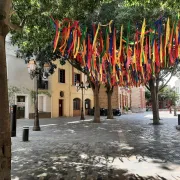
[99,86,146,113]
[99,86,119,109]
[131,86,146,112]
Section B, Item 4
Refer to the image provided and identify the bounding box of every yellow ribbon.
[140,19,146,66]
[92,24,100,49]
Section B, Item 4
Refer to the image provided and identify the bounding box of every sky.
[166,76,178,88]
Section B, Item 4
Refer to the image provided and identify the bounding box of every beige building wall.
[49,61,94,118]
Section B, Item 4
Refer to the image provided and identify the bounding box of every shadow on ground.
[11,112,180,180]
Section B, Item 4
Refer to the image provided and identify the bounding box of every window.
[85,99,91,109]
[59,69,65,83]
[17,96,25,102]
[38,76,48,89]
[74,73,81,85]
[73,98,80,110]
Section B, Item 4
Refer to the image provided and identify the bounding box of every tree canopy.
[10,0,180,89]
[11,0,180,62]
[11,0,108,58]
[145,86,179,106]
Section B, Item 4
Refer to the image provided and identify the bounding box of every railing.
[38,81,48,90]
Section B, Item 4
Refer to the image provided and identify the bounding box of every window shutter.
[72,67,74,85]
[63,69,65,83]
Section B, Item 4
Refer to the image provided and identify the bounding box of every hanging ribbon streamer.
[51,16,180,87]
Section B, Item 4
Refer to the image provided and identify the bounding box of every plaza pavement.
[11,111,180,180]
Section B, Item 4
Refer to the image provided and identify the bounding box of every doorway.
[85,99,91,115]
[59,99,63,116]
[17,106,25,119]
[73,98,81,116]
[16,96,25,119]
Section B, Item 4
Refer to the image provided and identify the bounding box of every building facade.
[6,35,51,119]
[49,61,94,118]
[174,79,180,106]
[49,59,146,117]
[99,86,146,113]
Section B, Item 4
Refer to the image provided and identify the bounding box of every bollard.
[178,114,180,125]
[11,105,17,137]
[22,127,29,142]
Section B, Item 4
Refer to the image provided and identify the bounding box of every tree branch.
[159,64,178,91]
[159,71,170,81]
[7,17,26,31]
[159,72,173,91]
[145,84,150,91]
[67,59,86,74]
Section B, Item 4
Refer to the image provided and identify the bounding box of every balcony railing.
[38,80,48,90]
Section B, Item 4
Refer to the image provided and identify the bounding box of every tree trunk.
[0,22,11,179]
[106,85,113,119]
[149,79,160,125]
[93,83,100,123]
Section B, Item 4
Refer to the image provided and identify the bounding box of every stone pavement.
[11,112,180,180]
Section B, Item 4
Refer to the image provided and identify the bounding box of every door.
[59,99,63,116]
[85,99,91,115]
[17,107,25,119]
[17,96,25,119]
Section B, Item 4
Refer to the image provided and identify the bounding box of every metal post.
[22,127,29,141]
[11,105,17,137]
[80,83,85,120]
[33,76,41,131]
[178,114,180,125]
[174,91,177,116]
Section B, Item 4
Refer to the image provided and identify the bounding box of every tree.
[61,57,101,123]
[11,0,109,123]
[106,84,114,119]
[145,66,180,123]
[0,0,25,178]
[159,86,179,106]
[54,1,180,124]
[8,85,21,105]
[122,0,180,125]
[111,0,180,124]
[11,0,180,126]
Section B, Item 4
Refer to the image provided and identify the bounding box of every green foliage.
[125,0,180,12]
[11,0,180,89]
[29,89,51,104]
[11,0,105,59]
[145,89,151,101]
[123,106,129,111]
[59,58,66,66]
[159,87,179,105]
[8,85,21,105]
[11,0,179,61]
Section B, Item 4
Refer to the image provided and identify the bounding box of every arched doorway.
[73,98,81,116]
[85,99,91,115]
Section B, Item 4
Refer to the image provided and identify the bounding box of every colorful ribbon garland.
[51,17,180,87]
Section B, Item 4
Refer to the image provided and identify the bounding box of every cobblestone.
[11,112,180,180]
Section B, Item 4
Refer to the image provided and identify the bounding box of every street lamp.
[27,60,50,131]
[75,81,89,120]
[173,86,177,116]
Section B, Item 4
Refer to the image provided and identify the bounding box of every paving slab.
[11,112,180,180]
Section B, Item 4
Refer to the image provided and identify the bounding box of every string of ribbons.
[51,16,180,87]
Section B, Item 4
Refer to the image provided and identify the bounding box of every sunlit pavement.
[11,111,180,180]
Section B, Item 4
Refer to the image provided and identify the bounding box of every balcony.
[38,80,48,90]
